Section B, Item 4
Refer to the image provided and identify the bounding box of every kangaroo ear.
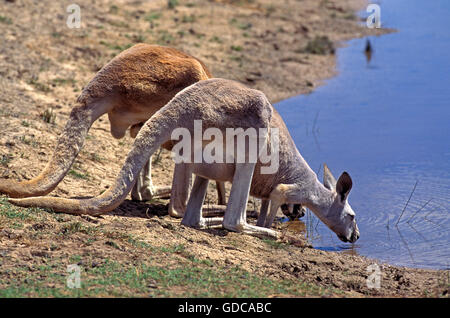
[323,164,337,191]
[336,172,353,201]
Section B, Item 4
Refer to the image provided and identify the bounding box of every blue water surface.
[275,0,450,269]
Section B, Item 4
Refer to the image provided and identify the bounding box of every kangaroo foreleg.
[216,181,226,205]
[256,199,270,227]
[264,200,281,228]
[223,163,279,239]
[168,163,193,218]
[181,175,222,228]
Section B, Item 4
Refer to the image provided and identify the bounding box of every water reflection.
[364,39,373,64]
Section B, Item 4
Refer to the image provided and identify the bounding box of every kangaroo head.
[321,164,359,243]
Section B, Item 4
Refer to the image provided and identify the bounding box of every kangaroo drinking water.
[9,79,360,242]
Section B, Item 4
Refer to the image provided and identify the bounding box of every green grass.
[68,169,90,180]
[0,15,12,25]
[109,5,119,14]
[99,41,133,52]
[262,238,289,250]
[0,197,335,298]
[181,14,196,23]
[230,18,252,30]
[299,36,335,55]
[167,0,179,9]
[0,154,13,167]
[28,78,51,93]
[145,12,162,22]
[89,152,103,163]
[41,108,56,124]
[51,32,62,38]
[210,36,223,43]
[0,196,44,221]
[59,221,98,236]
[51,78,77,86]
[157,31,175,44]
[19,135,40,148]
[0,257,328,297]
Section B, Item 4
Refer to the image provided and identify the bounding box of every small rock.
[148,280,158,289]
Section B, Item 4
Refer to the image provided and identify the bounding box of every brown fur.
[0,44,212,198]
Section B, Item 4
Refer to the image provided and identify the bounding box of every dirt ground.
[0,0,447,297]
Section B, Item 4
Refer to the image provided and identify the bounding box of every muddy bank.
[0,0,447,297]
[0,198,448,297]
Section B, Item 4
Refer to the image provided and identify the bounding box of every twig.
[407,221,433,248]
[386,215,391,242]
[406,197,433,224]
[423,204,449,231]
[312,110,320,133]
[395,180,418,226]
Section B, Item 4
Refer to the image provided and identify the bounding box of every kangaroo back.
[9,79,273,215]
[0,44,211,198]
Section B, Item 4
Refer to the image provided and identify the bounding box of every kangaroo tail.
[0,101,107,198]
[8,98,185,215]
[8,78,272,215]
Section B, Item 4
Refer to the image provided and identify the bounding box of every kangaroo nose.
[349,231,360,243]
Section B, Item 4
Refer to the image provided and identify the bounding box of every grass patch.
[145,12,162,22]
[109,5,119,14]
[99,41,133,52]
[19,136,39,148]
[210,36,223,43]
[28,78,51,93]
[299,36,335,55]
[125,33,146,43]
[167,0,179,9]
[51,32,62,38]
[230,18,252,30]
[0,257,329,297]
[157,31,175,45]
[51,78,77,86]
[60,222,98,236]
[68,169,89,180]
[41,108,56,124]
[181,14,196,23]
[0,15,12,25]
[0,154,13,167]
[89,152,103,163]
[0,196,43,222]
[157,243,186,254]
[262,238,289,250]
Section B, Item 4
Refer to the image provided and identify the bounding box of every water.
[275,0,450,269]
